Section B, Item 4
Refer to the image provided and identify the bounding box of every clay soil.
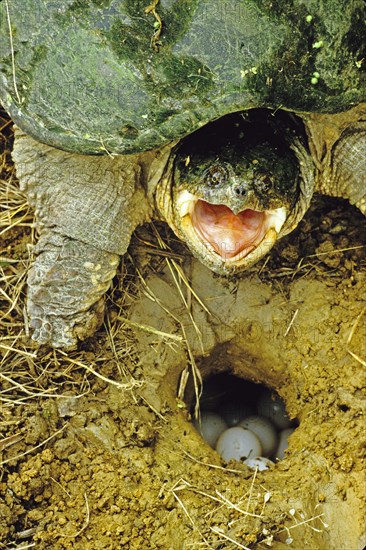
[0,109,365,550]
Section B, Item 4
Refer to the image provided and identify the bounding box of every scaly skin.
[12,129,152,255]
[27,232,119,348]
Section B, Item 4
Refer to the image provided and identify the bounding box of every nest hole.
[189,371,298,470]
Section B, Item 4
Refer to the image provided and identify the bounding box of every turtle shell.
[0,0,365,155]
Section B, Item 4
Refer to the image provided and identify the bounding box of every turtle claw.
[28,300,105,349]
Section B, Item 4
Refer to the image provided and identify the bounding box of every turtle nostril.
[234,186,247,197]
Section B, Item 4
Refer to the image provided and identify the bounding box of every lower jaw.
[218,226,279,265]
[174,193,287,272]
[179,218,280,273]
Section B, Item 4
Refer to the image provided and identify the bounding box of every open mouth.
[177,191,287,264]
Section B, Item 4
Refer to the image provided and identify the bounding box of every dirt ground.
[0,108,365,550]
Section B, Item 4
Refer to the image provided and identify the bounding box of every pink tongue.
[192,200,265,259]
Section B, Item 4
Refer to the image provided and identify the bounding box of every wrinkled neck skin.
[155,139,315,276]
[281,140,315,236]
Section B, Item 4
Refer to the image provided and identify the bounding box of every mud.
[0,112,365,549]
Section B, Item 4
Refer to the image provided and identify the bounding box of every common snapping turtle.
[0,1,365,348]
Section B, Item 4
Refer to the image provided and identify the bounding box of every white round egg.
[244,456,275,471]
[274,428,296,460]
[257,390,294,430]
[193,412,228,448]
[239,415,278,456]
[216,427,262,462]
[218,399,255,427]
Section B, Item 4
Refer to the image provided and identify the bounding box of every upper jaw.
[175,190,288,271]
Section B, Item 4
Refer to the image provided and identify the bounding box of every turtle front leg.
[27,231,120,348]
[12,128,154,348]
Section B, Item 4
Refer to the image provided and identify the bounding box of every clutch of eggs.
[193,385,297,469]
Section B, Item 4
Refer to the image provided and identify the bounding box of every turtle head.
[165,112,304,274]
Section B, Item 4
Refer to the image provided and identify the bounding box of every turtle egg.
[274,427,295,460]
[193,412,228,447]
[218,399,255,427]
[257,390,294,430]
[244,456,275,471]
[239,415,278,456]
[216,426,262,462]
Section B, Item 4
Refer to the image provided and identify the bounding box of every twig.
[60,492,90,538]
[284,309,299,337]
[117,315,183,341]
[210,527,251,550]
[0,343,37,358]
[277,512,325,534]
[306,244,365,258]
[58,351,143,390]
[347,349,366,367]
[171,480,211,546]
[347,306,365,345]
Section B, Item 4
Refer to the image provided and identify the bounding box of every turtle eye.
[256,174,273,193]
[204,164,228,187]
